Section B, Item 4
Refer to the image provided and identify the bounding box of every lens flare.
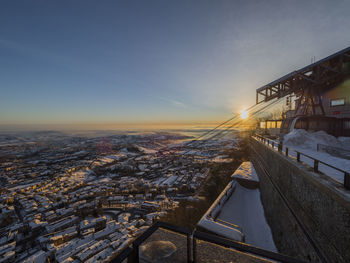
[240,109,249,119]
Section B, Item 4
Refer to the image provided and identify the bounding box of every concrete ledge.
[232,162,259,189]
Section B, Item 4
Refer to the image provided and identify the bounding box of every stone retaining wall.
[250,138,350,263]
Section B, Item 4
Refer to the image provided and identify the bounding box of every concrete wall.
[250,138,350,263]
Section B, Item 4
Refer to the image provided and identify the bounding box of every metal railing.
[255,135,350,190]
[110,221,306,263]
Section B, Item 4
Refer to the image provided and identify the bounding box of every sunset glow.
[0,1,348,129]
[240,109,249,120]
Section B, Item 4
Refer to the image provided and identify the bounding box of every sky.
[0,0,349,130]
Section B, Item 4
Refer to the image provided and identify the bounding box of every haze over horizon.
[1,0,350,130]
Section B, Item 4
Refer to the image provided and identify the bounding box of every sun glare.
[240,109,249,119]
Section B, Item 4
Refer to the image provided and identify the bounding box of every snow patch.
[282,130,350,183]
[231,162,259,182]
[217,184,277,251]
[136,145,157,154]
[22,250,47,263]
[198,218,244,241]
[284,129,342,151]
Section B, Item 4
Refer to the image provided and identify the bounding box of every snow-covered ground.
[286,148,350,183]
[198,181,243,241]
[60,168,95,183]
[258,130,350,183]
[284,129,346,151]
[282,130,350,183]
[197,162,277,251]
[198,216,244,242]
[217,183,277,252]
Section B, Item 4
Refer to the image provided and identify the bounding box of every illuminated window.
[330,98,345,107]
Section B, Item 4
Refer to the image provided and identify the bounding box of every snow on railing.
[254,135,350,190]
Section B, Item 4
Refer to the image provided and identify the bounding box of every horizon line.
[0,121,228,132]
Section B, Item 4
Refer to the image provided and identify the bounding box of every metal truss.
[256,46,350,115]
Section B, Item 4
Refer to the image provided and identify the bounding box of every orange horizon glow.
[0,120,233,131]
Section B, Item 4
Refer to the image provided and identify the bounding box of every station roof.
[256,46,350,104]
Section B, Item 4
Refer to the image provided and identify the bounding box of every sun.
[240,109,249,119]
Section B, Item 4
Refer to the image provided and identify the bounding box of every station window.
[267,121,274,129]
[330,98,345,107]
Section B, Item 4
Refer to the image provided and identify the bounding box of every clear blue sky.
[0,0,349,129]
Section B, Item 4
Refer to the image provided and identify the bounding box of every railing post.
[297,152,300,162]
[127,244,139,263]
[344,172,350,190]
[187,233,192,263]
[278,142,282,152]
[192,237,197,263]
[314,160,319,173]
[285,147,289,157]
